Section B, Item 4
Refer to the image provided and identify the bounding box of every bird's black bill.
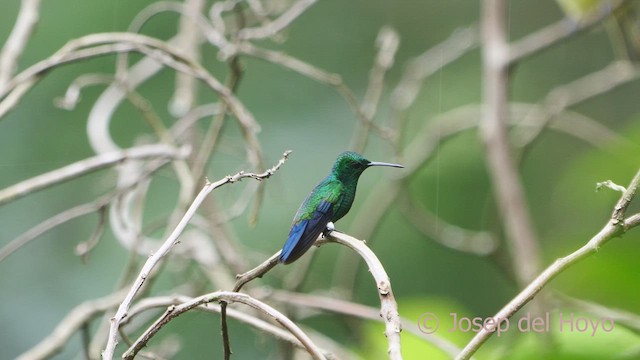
[367,161,404,168]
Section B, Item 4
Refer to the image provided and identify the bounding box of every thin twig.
[170,103,222,140]
[16,289,128,360]
[120,294,337,357]
[214,34,251,349]
[456,167,640,359]
[101,151,291,359]
[389,25,479,150]
[391,25,479,113]
[0,0,41,88]
[514,60,640,148]
[236,43,390,139]
[228,230,404,359]
[237,0,317,40]
[509,0,629,63]
[53,73,114,110]
[220,247,280,359]
[0,33,263,171]
[0,198,108,263]
[75,206,108,262]
[350,26,400,152]
[0,144,189,206]
[220,300,232,360]
[397,189,497,255]
[127,1,227,50]
[233,251,281,292]
[122,291,327,360]
[191,43,245,199]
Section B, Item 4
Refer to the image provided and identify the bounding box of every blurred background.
[1,0,639,359]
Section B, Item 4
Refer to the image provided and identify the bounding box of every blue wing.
[279,199,334,264]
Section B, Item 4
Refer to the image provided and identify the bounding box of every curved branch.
[0,196,109,263]
[267,290,461,358]
[122,294,337,357]
[0,32,263,171]
[509,0,629,63]
[317,232,402,360]
[128,1,227,49]
[0,0,41,87]
[16,289,127,360]
[101,151,291,359]
[0,144,189,206]
[228,230,404,359]
[234,251,281,292]
[349,26,400,152]
[237,0,317,41]
[122,291,326,360]
[456,167,640,359]
[236,43,390,139]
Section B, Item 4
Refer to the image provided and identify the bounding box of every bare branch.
[0,144,188,206]
[390,25,478,113]
[227,229,404,359]
[124,0,221,116]
[624,212,640,228]
[120,294,336,357]
[397,189,498,255]
[514,60,640,147]
[0,196,109,263]
[122,291,327,360]
[0,32,263,170]
[509,0,629,63]
[234,251,281,292]
[101,151,291,359]
[236,43,391,139]
[350,26,400,152]
[596,180,627,193]
[208,0,243,36]
[456,167,640,359]
[481,0,541,286]
[16,289,128,360]
[170,103,222,139]
[0,0,41,87]
[75,206,108,262]
[54,73,114,110]
[611,168,640,224]
[318,232,403,360]
[237,0,317,40]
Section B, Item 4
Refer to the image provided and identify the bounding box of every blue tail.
[279,200,334,264]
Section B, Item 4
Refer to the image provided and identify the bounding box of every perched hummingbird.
[279,151,403,264]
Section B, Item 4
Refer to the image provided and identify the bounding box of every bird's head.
[332,151,403,182]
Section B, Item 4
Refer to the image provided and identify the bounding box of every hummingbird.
[279,151,403,264]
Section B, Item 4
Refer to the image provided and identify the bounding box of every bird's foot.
[322,222,335,237]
